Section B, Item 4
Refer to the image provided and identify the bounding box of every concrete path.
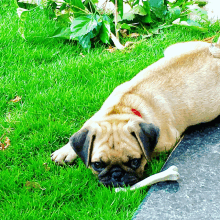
[133,116,220,220]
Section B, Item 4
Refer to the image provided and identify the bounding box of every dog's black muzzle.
[98,166,139,187]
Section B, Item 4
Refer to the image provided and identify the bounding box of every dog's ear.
[70,128,95,167]
[132,123,160,160]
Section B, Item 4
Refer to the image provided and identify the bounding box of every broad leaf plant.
[16,0,209,50]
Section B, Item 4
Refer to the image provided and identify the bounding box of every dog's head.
[70,119,160,187]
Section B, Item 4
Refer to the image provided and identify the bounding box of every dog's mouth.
[100,176,138,187]
[98,166,139,187]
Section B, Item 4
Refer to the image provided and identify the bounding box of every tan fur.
[85,119,146,177]
[83,41,220,154]
[51,38,220,180]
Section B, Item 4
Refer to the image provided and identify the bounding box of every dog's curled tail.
[209,36,220,58]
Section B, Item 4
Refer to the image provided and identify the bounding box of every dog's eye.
[91,162,106,172]
[131,132,136,138]
[127,158,141,169]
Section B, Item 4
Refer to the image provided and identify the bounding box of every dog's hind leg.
[51,142,77,165]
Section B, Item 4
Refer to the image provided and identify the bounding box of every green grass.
[1,1,220,219]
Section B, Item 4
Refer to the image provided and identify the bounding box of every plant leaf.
[78,31,94,49]
[25,181,46,190]
[119,23,131,30]
[5,137,10,148]
[17,0,37,7]
[100,20,111,44]
[117,22,136,31]
[173,19,208,32]
[142,14,153,23]
[131,5,148,16]
[52,27,75,40]
[167,6,181,21]
[131,0,139,7]
[184,19,208,32]
[57,14,72,27]
[17,0,36,3]
[0,143,5,150]
[122,12,135,21]
[70,14,103,48]
[142,1,152,23]
[11,96,22,103]
[84,0,96,13]
[0,137,11,150]
[111,0,123,17]
[118,0,123,18]
[65,0,86,17]
[35,0,44,9]
[65,0,85,9]
[149,0,167,19]
[86,0,99,4]
[70,15,98,39]
[189,7,208,22]
[17,0,45,9]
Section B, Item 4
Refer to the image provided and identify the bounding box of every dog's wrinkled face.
[70,120,159,187]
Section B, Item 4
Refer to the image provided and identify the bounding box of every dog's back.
[90,39,220,151]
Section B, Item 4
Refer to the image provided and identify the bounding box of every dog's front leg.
[51,142,77,165]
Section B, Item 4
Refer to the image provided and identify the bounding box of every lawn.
[1,1,220,219]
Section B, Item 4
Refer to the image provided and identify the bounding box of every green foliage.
[167,0,209,32]
[65,0,87,17]
[16,0,210,49]
[111,0,124,17]
[149,0,167,19]
[2,1,220,218]
[100,16,111,43]
[52,14,112,48]
[16,0,114,49]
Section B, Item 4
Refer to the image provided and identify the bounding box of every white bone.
[115,165,180,192]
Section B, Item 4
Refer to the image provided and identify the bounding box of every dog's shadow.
[151,181,180,193]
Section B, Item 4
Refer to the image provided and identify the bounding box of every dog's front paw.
[51,142,77,165]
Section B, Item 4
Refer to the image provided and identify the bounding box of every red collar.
[131,108,142,118]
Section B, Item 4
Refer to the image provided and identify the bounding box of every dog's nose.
[112,171,123,181]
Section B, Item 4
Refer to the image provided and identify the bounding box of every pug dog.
[51,38,220,187]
